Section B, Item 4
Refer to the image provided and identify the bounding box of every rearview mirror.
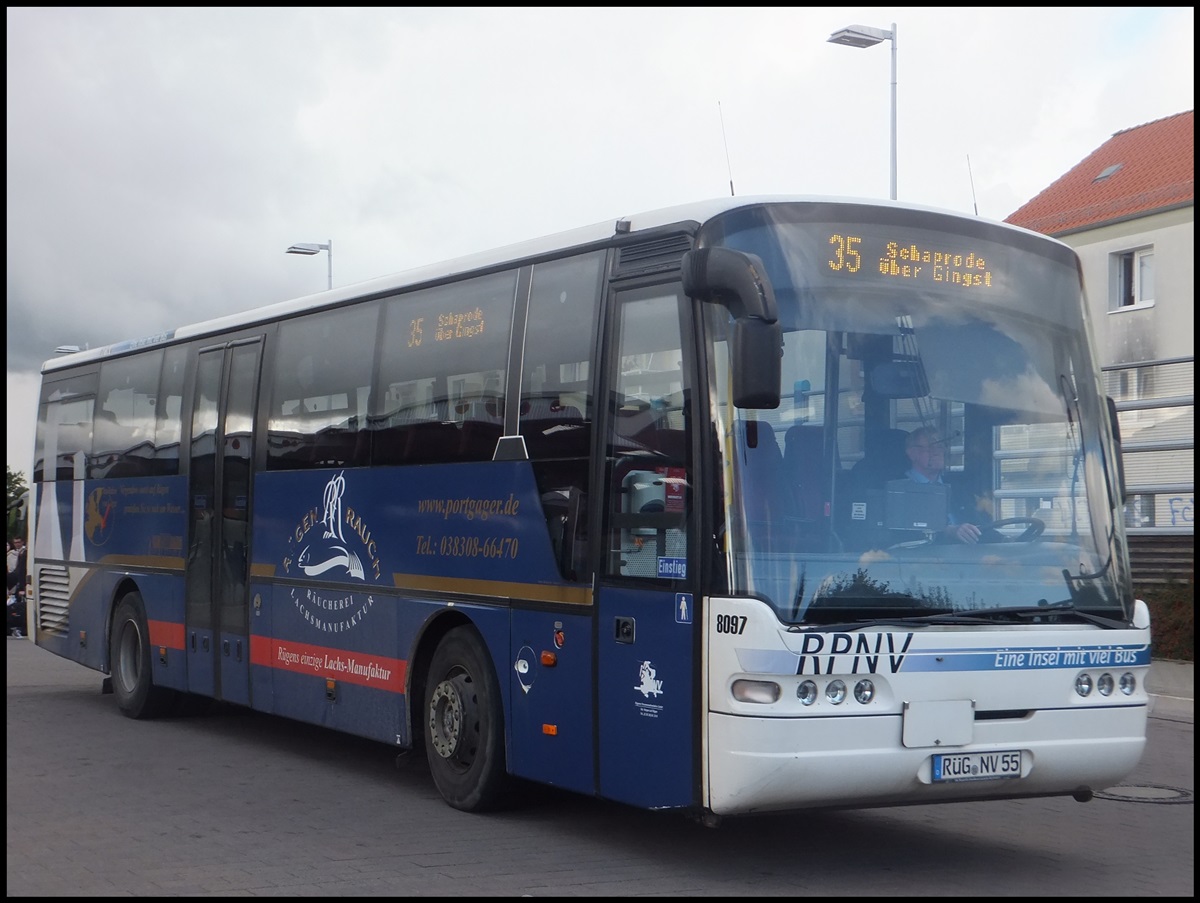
[732,318,783,409]
[682,246,782,409]
[870,358,929,399]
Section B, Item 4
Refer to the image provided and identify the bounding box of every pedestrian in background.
[8,536,27,637]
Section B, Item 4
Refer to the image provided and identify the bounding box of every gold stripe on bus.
[97,554,187,570]
[393,573,593,606]
[247,564,589,605]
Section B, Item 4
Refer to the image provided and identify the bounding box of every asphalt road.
[6,636,1194,896]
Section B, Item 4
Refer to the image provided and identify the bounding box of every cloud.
[6,7,1194,476]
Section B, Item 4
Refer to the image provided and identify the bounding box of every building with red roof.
[1008,111,1192,574]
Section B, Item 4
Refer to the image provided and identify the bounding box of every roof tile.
[1005,110,1194,235]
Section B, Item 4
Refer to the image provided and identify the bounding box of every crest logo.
[635,660,664,698]
[85,486,118,546]
[283,472,382,633]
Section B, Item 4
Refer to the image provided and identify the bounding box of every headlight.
[732,679,780,704]
[826,679,847,705]
[1075,673,1093,697]
[1119,672,1137,695]
[854,679,876,704]
[1097,673,1115,696]
[796,680,818,706]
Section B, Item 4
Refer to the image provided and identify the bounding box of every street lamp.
[828,22,897,200]
[286,240,333,290]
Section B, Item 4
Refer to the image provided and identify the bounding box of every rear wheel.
[424,625,510,811]
[109,592,177,719]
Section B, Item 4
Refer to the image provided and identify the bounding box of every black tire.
[424,625,510,812]
[109,592,177,719]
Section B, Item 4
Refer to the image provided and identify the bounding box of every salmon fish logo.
[283,472,379,633]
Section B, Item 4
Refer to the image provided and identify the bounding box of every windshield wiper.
[790,611,996,632]
[793,601,1126,632]
[951,601,1126,629]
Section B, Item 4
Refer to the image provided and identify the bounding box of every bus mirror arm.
[682,247,782,409]
[681,247,779,323]
[1106,395,1127,506]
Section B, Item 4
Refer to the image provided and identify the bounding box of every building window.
[1124,493,1156,529]
[1113,247,1154,310]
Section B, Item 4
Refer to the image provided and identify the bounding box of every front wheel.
[109,592,177,719]
[424,625,510,812]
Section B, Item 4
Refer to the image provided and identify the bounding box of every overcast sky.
[6,6,1195,478]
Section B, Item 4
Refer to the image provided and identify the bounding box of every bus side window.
[152,345,187,476]
[521,252,604,581]
[604,287,691,580]
[34,370,98,483]
[266,304,378,471]
[91,350,164,479]
[374,272,517,467]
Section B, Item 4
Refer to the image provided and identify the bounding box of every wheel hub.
[428,677,467,759]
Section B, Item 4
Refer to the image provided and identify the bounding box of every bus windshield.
[702,202,1132,626]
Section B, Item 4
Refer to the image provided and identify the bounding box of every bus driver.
[904,426,983,544]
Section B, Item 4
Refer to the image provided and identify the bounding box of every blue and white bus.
[28,196,1150,822]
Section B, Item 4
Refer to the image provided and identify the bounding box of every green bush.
[1139,579,1194,662]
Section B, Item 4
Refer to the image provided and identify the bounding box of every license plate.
[932,750,1022,782]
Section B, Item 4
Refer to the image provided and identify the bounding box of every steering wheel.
[990,516,1045,542]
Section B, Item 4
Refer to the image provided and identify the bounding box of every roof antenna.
[719,101,735,196]
[967,154,979,215]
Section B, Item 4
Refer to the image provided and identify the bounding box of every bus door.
[596,284,698,809]
[184,339,262,705]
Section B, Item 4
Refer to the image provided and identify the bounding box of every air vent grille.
[36,565,71,636]
[616,235,692,275]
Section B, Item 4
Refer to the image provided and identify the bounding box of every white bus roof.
[40,194,1033,374]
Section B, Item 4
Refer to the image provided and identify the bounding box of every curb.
[1147,659,1193,721]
